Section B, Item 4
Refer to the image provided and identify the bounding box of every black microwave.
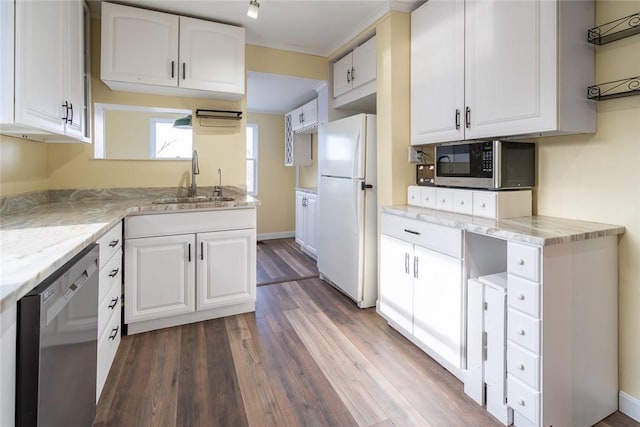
[434,140,535,190]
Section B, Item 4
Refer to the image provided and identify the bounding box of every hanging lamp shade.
[173,114,192,129]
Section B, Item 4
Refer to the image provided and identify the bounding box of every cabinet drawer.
[99,249,122,302]
[472,191,497,218]
[126,209,256,238]
[421,187,437,209]
[507,274,540,318]
[381,214,462,258]
[436,188,453,211]
[507,308,540,354]
[507,342,540,390]
[453,190,473,215]
[408,186,421,206]
[97,222,123,269]
[507,242,540,282]
[507,376,540,425]
[97,299,121,400]
[98,278,121,336]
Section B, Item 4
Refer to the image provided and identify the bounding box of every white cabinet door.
[295,191,306,247]
[352,35,376,90]
[379,235,414,333]
[413,245,463,369]
[14,0,65,134]
[196,229,256,310]
[465,0,557,139]
[291,106,304,131]
[304,194,318,256]
[63,0,86,139]
[179,16,245,94]
[411,0,464,145]
[300,99,317,129]
[101,2,178,87]
[333,53,353,97]
[125,234,196,323]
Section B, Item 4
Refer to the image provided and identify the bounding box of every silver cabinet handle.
[108,297,119,309]
[351,66,355,81]
[518,329,526,336]
[414,256,419,279]
[518,259,525,266]
[455,108,460,130]
[465,106,471,128]
[347,69,351,83]
[108,268,119,278]
[200,241,204,261]
[109,239,119,247]
[403,229,421,236]
[188,243,192,262]
[404,253,410,274]
[61,101,70,122]
[517,294,525,300]
[109,325,119,340]
[182,62,186,80]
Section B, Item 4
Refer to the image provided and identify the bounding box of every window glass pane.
[246,159,255,193]
[152,121,192,159]
[246,127,254,158]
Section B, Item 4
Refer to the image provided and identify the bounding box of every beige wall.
[298,133,318,189]
[376,12,413,209]
[246,45,327,80]
[0,134,48,196]
[536,0,640,399]
[247,113,296,235]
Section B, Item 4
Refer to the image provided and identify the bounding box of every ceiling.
[88,0,422,113]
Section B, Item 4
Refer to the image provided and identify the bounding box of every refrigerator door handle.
[361,182,373,191]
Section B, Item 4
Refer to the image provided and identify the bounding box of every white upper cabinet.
[411,0,465,144]
[101,2,245,99]
[291,98,318,132]
[101,3,179,87]
[0,0,89,142]
[411,0,596,145]
[333,35,377,99]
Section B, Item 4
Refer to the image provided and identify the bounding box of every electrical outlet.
[408,146,422,163]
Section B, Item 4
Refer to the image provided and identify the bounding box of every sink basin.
[152,195,235,204]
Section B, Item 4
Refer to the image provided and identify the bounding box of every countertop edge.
[381,205,625,246]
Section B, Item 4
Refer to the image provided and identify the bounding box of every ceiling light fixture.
[247,0,259,19]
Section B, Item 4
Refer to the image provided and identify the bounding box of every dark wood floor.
[256,238,319,286]
[95,238,638,427]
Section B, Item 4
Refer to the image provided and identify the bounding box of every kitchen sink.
[152,195,235,204]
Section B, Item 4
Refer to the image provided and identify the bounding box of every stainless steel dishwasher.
[17,243,99,427]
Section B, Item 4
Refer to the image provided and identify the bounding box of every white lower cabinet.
[379,213,464,378]
[96,221,123,401]
[125,234,196,322]
[124,209,256,334]
[295,191,317,258]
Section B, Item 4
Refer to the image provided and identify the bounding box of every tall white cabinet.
[124,209,256,334]
[411,0,595,145]
[0,0,89,142]
[101,2,245,99]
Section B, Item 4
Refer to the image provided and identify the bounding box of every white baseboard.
[257,231,295,241]
[620,391,640,423]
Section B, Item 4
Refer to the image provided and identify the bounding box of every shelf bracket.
[587,13,640,45]
[587,76,640,101]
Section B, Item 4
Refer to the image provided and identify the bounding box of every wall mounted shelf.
[587,77,640,101]
[195,109,242,120]
[587,13,640,45]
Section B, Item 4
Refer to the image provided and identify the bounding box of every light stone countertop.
[0,188,259,310]
[382,205,625,246]
[295,187,318,194]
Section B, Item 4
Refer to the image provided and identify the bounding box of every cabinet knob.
[425,197,430,201]
[517,294,525,301]
[481,203,486,208]
[518,363,525,371]
[518,399,526,407]
[459,200,464,205]
[442,199,446,203]
[518,259,525,266]
[518,329,526,336]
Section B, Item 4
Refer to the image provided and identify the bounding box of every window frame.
[246,123,259,196]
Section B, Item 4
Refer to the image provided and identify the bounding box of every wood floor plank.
[285,308,396,426]
[148,328,180,426]
[226,314,287,426]
[203,318,250,427]
[176,322,210,427]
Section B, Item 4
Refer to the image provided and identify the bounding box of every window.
[149,118,192,159]
[246,124,258,195]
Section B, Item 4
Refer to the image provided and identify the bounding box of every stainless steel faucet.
[215,168,223,197]
[189,150,200,197]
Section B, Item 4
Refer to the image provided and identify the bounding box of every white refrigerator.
[317,114,377,308]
